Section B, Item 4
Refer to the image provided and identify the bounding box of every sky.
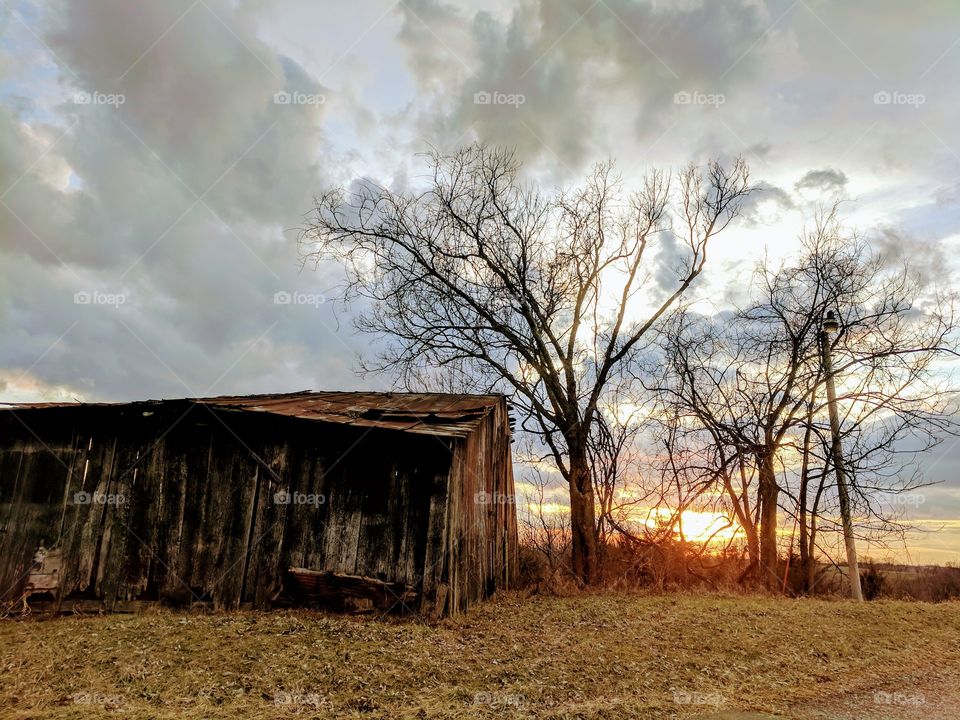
[1,0,959,563]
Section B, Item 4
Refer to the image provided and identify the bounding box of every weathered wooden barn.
[0,391,517,617]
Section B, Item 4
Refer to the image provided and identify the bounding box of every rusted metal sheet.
[0,391,505,438]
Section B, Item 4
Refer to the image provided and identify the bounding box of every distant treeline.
[518,535,960,602]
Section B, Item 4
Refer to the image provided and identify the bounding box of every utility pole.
[820,310,863,601]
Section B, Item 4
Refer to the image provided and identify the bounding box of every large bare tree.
[652,208,958,588]
[300,144,751,583]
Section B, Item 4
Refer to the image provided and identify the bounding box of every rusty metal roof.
[0,391,506,438]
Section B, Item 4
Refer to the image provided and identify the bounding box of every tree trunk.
[798,489,810,592]
[798,412,813,594]
[568,450,598,585]
[735,521,761,586]
[757,450,780,589]
[731,457,760,582]
[744,520,760,570]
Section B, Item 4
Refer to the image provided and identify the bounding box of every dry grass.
[1,593,958,719]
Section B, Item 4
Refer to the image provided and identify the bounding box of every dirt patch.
[790,663,960,719]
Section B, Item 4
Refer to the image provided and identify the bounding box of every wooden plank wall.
[428,398,518,616]
[0,406,452,612]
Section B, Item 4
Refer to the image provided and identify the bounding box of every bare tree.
[515,442,572,576]
[586,394,651,560]
[300,144,751,583]
[652,206,958,588]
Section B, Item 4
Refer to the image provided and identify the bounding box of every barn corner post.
[502,398,520,591]
[485,396,519,596]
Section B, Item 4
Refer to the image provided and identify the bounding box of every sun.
[643,508,743,544]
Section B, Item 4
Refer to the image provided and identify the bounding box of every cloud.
[738,180,797,226]
[794,168,848,196]
[0,0,360,401]
[394,0,769,177]
[871,225,952,285]
[2,0,959,411]
[383,0,960,231]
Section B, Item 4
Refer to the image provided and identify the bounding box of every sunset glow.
[643,509,744,544]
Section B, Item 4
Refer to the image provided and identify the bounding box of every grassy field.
[2,593,958,719]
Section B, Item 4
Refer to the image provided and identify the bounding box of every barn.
[0,391,517,617]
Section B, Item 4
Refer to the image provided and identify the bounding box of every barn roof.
[0,391,507,438]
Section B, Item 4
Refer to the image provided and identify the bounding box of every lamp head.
[823,310,840,333]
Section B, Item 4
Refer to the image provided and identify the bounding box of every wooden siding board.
[61,436,112,595]
[100,438,139,609]
[184,434,217,592]
[419,460,452,618]
[320,452,362,576]
[205,434,260,608]
[242,440,289,606]
[400,461,433,598]
[279,446,325,572]
[0,445,26,596]
[156,438,192,603]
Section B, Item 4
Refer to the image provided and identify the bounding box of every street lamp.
[819,310,863,601]
[822,310,840,333]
